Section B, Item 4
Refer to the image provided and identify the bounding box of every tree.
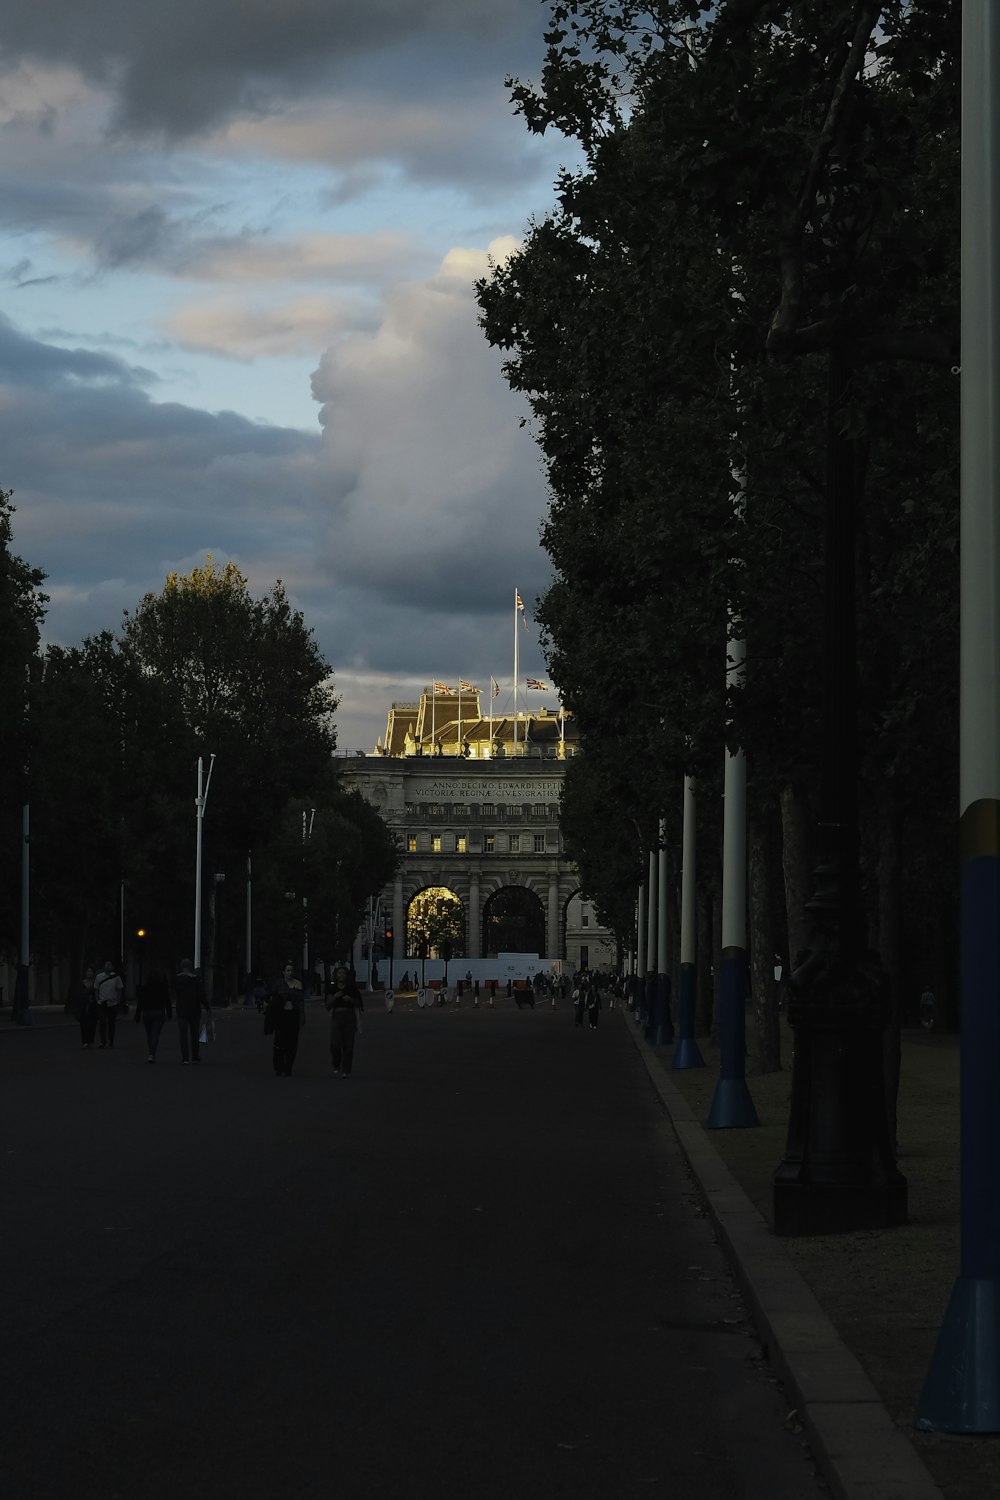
[478,1,960,1084]
[122,556,338,855]
[0,491,47,953]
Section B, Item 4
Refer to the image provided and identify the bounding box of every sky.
[0,0,578,753]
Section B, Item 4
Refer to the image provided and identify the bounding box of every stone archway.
[406,886,465,958]
[482,884,545,958]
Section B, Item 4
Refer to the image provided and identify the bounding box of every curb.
[624,1014,945,1500]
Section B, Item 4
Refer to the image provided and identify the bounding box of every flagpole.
[431,686,435,752]
[458,685,462,752]
[513,590,519,756]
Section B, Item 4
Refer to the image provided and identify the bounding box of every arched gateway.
[339,689,614,970]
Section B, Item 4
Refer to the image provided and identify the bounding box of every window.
[456,835,467,854]
[485,834,495,853]
[532,803,546,818]
[452,804,467,817]
[533,834,545,853]
[580,945,589,968]
[509,834,520,853]
[582,913,590,928]
[431,835,442,853]
[406,834,417,853]
[482,802,495,817]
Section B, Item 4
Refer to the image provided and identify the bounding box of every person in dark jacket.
[172,958,205,1064]
[73,966,98,1049]
[266,961,305,1076]
[324,965,363,1077]
[586,973,603,1030]
[135,968,172,1062]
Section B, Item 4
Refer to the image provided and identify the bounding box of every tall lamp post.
[13,804,30,1024]
[302,808,315,993]
[193,754,216,972]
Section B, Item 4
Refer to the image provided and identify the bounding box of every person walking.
[96,960,123,1049]
[135,968,172,1063]
[573,974,587,1029]
[73,966,98,1049]
[586,973,603,1030]
[173,958,206,1065]
[324,964,363,1078]
[266,961,305,1076]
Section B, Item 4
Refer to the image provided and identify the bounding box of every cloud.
[167,294,370,360]
[173,229,420,285]
[308,235,551,636]
[0,0,547,138]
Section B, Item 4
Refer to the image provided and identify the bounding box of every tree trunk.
[780,781,812,968]
[878,802,903,1156]
[748,800,781,1073]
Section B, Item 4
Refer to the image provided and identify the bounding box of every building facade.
[340,690,615,971]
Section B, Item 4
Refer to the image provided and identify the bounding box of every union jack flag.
[433,681,453,694]
[491,677,501,697]
[459,680,478,693]
[526,678,551,691]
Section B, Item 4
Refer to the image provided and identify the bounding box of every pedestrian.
[172,958,206,1065]
[324,964,363,1078]
[266,960,305,1077]
[920,987,937,1031]
[587,973,602,1030]
[95,960,123,1049]
[135,968,172,1063]
[73,966,98,1049]
[573,976,586,1029]
[400,971,410,991]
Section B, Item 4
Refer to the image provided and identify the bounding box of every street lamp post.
[193,754,216,972]
[302,808,315,993]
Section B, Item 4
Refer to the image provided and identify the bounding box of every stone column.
[468,871,481,959]
[548,874,560,961]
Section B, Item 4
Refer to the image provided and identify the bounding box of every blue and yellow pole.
[673,776,704,1069]
[654,816,674,1044]
[708,636,758,1129]
[917,0,1000,1431]
[635,875,647,1024]
[644,844,658,1037]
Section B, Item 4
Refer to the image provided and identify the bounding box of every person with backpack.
[96,960,124,1049]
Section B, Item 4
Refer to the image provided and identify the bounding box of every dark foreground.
[1,1003,824,1500]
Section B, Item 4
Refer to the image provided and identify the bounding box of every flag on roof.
[433,681,453,694]
[459,680,478,693]
[526,678,551,691]
[491,676,501,697]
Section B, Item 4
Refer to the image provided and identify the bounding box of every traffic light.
[384,925,393,949]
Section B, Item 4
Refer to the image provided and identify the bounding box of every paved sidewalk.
[624,1011,994,1500]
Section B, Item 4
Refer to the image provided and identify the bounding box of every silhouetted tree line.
[0,512,399,1000]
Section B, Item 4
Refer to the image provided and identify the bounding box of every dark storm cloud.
[0,0,547,137]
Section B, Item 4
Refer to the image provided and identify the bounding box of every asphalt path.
[1,1001,825,1500]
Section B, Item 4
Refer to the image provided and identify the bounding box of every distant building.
[340,688,614,971]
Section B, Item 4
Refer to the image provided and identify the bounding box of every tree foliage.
[3,530,397,995]
[478,1,960,1035]
[0,491,47,952]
